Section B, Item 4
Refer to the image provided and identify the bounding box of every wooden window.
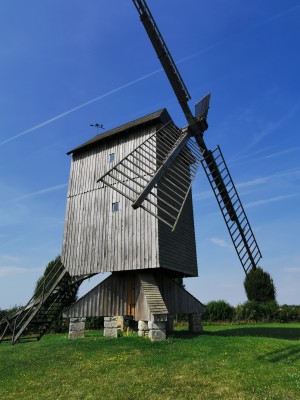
[112,202,120,212]
[108,153,115,163]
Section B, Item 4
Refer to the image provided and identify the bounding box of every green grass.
[0,324,300,400]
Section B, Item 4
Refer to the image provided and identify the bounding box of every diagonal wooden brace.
[131,129,191,209]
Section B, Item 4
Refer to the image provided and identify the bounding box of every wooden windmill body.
[62,109,205,335]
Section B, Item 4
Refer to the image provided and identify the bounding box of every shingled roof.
[67,108,172,155]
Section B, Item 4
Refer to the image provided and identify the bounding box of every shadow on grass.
[171,327,300,341]
[258,345,300,363]
[205,327,300,341]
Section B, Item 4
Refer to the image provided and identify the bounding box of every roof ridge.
[67,108,172,155]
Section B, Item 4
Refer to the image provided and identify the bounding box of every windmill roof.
[67,108,172,155]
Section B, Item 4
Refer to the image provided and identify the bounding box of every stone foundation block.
[148,321,166,331]
[69,322,85,331]
[149,329,166,341]
[103,328,119,338]
[104,321,118,328]
[148,320,167,341]
[138,320,148,331]
[68,318,86,340]
[104,316,118,322]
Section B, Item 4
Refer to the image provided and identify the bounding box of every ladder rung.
[239,248,248,259]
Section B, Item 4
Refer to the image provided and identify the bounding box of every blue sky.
[0,0,299,309]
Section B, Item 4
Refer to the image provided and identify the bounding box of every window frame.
[112,201,120,212]
[108,152,115,163]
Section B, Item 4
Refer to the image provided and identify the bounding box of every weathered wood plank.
[62,114,198,278]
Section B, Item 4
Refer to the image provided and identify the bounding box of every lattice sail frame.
[201,146,262,273]
[97,121,203,229]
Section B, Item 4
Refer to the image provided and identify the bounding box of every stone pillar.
[148,321,166,341]
[103,316,119,338]
[138,320,149,337]
[188,313,203,333]
[166,314,174,334]
[68,317,86,339]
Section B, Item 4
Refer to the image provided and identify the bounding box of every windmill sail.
[195,93,211,121]
[97,121,203,229]
[201,146,262,273]
[130,0,262,273]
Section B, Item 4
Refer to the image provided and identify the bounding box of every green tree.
[34,256,63,297]
[174,277,185,289]
[0,308,7,321]
[34,256,78,332]
[244,267,276,302]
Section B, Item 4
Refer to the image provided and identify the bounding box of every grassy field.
[0,324,299,400]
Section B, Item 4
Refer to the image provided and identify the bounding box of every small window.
[112,202,120,212]
[108,153,115,163]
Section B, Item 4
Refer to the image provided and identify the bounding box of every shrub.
[0,308,7,320]
[234,301,278,322]
[277,305,300,322]
[202,300,234,322]
[244,267,276,302]
[0,305,22,320]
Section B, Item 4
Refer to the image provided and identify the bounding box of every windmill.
[1,0,262,344]
[60,0,262,340]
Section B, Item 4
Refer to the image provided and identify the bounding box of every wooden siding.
[67,126,156,196]
[155,273,204,315]
[62,125,160,276]
[158,190,198,277]
[63,273,132,318]
[63,271,204,319]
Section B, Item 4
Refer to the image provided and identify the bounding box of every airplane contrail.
[16,183,68,201]
[0,69,162,146]
[1,4,299,147]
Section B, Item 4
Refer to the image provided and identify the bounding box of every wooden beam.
[132,129,190,209]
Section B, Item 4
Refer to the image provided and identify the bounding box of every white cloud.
[194,167,300,203]
[262,146,300,160]
[249,101,300,149]
[228,146,274,165]
[236,177,268,189]
[0,266,42,278]
[0,255,21,263]
[193,190,213,201]
[0,267,26,277]
[245,193,300,208]
[210,237,230,248]
[282,267,300,273]
[237,167,300,190]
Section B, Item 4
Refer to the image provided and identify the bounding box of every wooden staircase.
[0,259,92,344]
